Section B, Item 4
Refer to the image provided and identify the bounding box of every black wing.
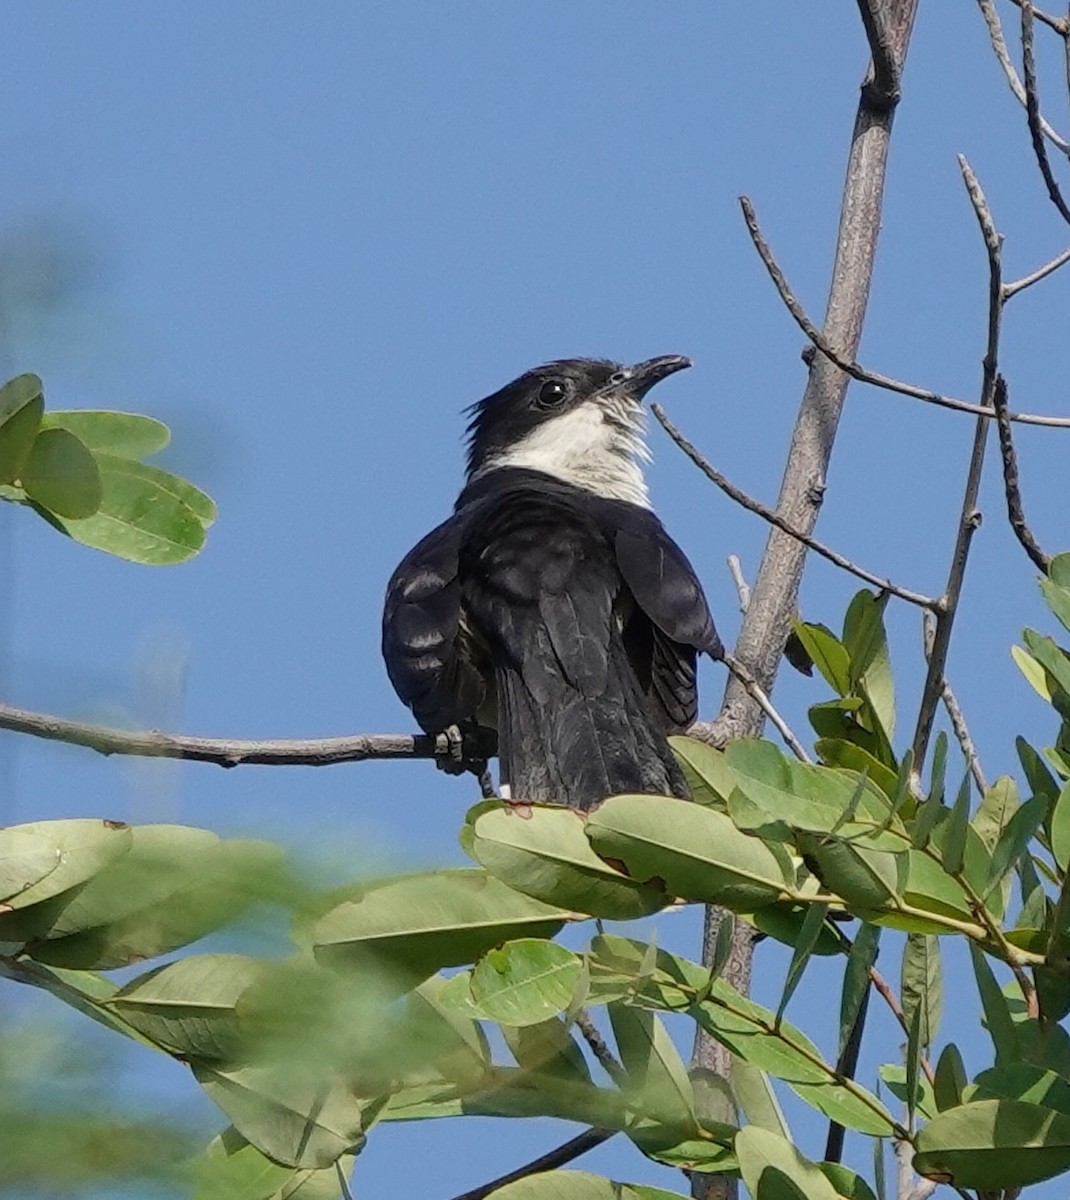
[381,515,485,733]
[611,504,722,732]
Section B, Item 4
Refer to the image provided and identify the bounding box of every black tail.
[496,636,688,812]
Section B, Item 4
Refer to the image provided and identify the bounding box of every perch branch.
[722,651,812,762]
[652,404,939,610]
[1021,0,1070,223]
[1006,0,1069,33]
[976,0,1070,154]
[992,374,1053,573]
[740,194,1070,428]
[1003,244,1070,297]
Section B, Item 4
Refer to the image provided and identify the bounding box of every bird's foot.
[435,724,469,776]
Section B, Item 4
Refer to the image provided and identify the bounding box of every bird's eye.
[608,370,627,385]
[536,380,569,409]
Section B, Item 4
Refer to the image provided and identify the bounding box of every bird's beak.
[619,355,692,401]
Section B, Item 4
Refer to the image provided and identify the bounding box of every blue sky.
[2,4,1069,1197]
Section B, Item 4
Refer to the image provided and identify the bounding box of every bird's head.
[464,355,691,507]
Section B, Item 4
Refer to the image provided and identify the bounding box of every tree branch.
[652,404,939,610]
[923,611,989,796]
[691,7,920,1195]
[740,194,1070,428]
[1021,0,1070,223]
[910,158,1003,776]
[976,0,1070,155]
[444,1127,616,1200]
[992,373,1053,573]
[1003,243,1070,297]
[0,701,496,769]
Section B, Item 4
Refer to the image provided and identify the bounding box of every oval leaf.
[586,794,790,910]
[470,938,581,1026]
[0,373,44,484]
[469,802,665,919]
[43,410,171,460]
[21,427,102,517]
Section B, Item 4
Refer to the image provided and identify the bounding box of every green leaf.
[905,1003,922,1129]
[47,452,211,564]
[971,775,1020,853]
[609,1003,698,1130]
[818,1163,877,1200]
[1023,628,1070,699]
[791,622,851,696]
[1050,782,1070,873]
[0,826,62,904]
[843,589,895,742]
[839,924,880,1059]
[503,1016,590,1088]
[193,1063,364,1171]
[1040,575,1070,636]
[877,1064,935,1122]
[748,903,844,958]
[312,870,570,990]
[191,1127,356,1200]
[24,827,283,970]
[668,737,734,808]
[940,772,970,876]
[933,1043,967,1112]
[0,373,44,484]
[469,939,582,1027]
[969,944,1019,1065]
[801,837,900,909]
[1018,735,1061,802]
[468,802,666,920]
[928,732,948,808]
[736,1126,840,1200]
[585,794,790,910]
[776,902,829,1023]
[472,1172,691,1199]
[914,1098,1070,1188]
[21,427,102,517]
[0,819,133,941]
[42,410,170,460]
[814,739,898,799]
[972,1063,1070,1115]
[984,794,1049,900]
[732,1057,789,1139]
[901,933,941,1052]
[1051,552,1070,589]
[108,952,262,1059]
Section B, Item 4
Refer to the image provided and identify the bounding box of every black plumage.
[382,358,721,812]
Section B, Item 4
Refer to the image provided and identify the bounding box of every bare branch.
[992,373,1053,572]
[740,194,1070,428]
[1021,0,1070,223]
[0,701,493,769]
[1006,0,1070,37]
[976,0,1070,155]
[445,1128,615,1200]
[1003,243,1070,296]
[652,404,939,610]
[923,612,989,795]
[911,158,1004,775]
[722,652,812,762]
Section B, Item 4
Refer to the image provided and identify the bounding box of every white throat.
[475,400,652,508]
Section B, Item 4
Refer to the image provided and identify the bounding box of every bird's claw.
[435,724,471,776]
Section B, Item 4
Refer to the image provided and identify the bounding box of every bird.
[381,356,722,812]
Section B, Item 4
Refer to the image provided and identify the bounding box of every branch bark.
[690,5,919,1196]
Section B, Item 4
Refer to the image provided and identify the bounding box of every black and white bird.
[381,356,722,812]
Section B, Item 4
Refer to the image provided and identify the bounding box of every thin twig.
[723,652,811,762]
[574,1009,628,1087]
[911,159,1003,776]
[1021,0,1070,223]
[976,0,1070,154]
[1003,244,1070,297]
[652,404,939,610]
[824,983,870,1164]
[922,612,989,795]
[740,195,1070,428]
[445,1128,616,1200]
[0,701,494,768]
[336,1161,355,1200]
[727,555,751,614]
[992,374,1053,573]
